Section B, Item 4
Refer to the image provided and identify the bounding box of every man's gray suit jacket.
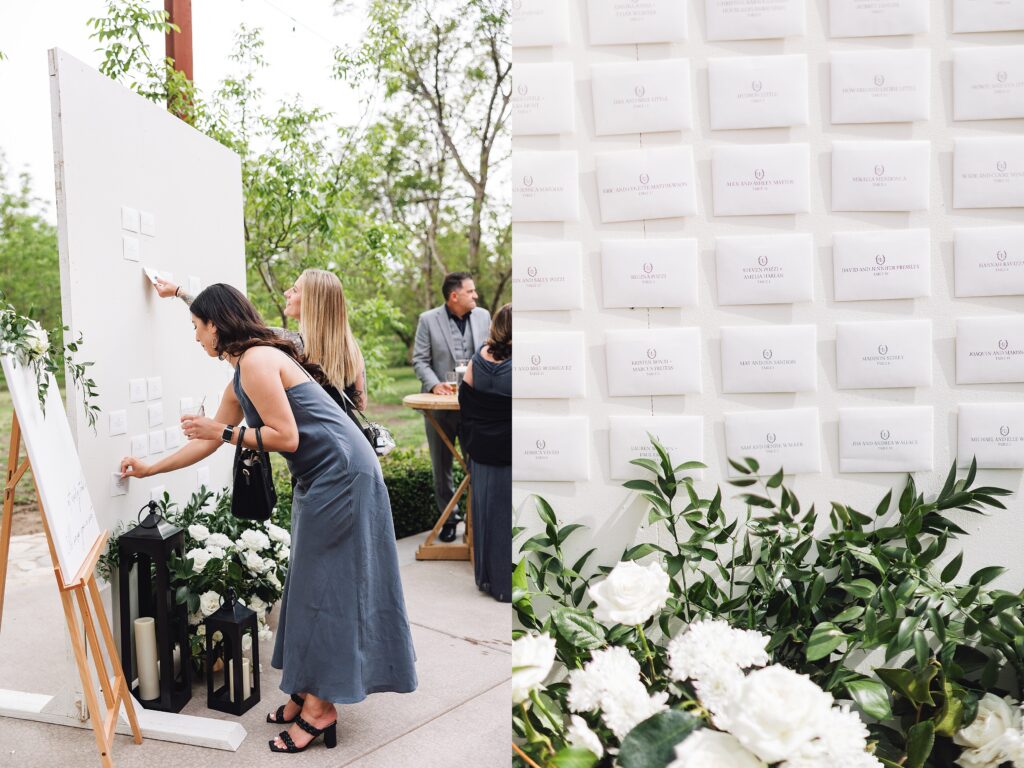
[412,305,492,393]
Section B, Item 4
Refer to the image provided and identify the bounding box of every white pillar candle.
[134,617,160,700]
[228,657,252,702]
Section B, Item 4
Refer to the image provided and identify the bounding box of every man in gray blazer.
[413,272,492,542]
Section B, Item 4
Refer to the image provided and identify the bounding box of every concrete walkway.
[0,530,511,767]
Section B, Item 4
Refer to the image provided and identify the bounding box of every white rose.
[589,560,671,627]
[511,632,556,705]
[240,528,271,550]
[199,591,222,617]
[25,322,49,356]
[725,665,833,763]
[955,694,1019,751]
[242,633,252,652]
[263,557,276,573]
[567,647,642,713]
[197,624,206,636]
[188,524,210,542]
[267,571,282,589]
[187,547,213,574]
[205,545,226,560]
[244,550,267,574]
[600,680,669,740]
[259,627,273,642]
[267,523,290,545]
[693,666,745,728]
[205,532,233,549]
[668,619,770,683]
[280,546,290,561]
[668,730,766,768]
[566,715,604,759]
[784,705,880,768]
[248,596,267,616]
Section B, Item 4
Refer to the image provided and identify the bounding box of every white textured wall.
[512,1,1024,588]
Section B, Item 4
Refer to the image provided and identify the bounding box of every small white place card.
[601,239,699,309]
[956,316,1024,385]
[954,47,1024,122]
[839,407,934,473]
[832,229,930,302]
[954,227,1024,298]
[591,59,692,136]
[724,408,821,476]
[835,320,932,389]
[512,242,585,311]
[514,332,587,398]
[705,0,806,41]
[512,151,579,222]
[715,234,814,306]
[831,141,930,212]
[608,415,703,480]
[720,324,817,394]
[958,404,1024,469]
[829,0,928,37]
[953,0,1024,33]
[587,0,688,44]
[512,0,570,47]
[831,50,930,124]
[513,417,589,482]
[596,146,697,223]
[512,63,575,136]
[606,328,702,396]
[708,54,808,130]
[711,144,810,217]
[953,138,1024,210]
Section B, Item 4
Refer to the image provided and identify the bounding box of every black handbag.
[230,425,277,522]
[340,390,396,457]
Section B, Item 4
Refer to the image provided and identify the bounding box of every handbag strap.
[337,388,374,429]
[254,426,277,502]
[234,424,247,466]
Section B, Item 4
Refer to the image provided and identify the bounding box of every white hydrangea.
[205,532,233,549]
[567,647,642,713]
[186,548,212,574]
[239,529,271,551]
[589,560,671,627]
[244,550,267,574]
[782,705,883,768]
[199,591,221,617]
[511,632,557,705]
[566,715,604,759]
[187,524,211,542]
[267,523,290,545]
[667,619,770,684]
[693,665,745,729]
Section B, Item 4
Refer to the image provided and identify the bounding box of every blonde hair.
[298,269,364,390]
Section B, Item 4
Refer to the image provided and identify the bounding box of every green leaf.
[766,467,784,488]
[673,460,707,473]
[809,573,826,606]
[807,622,847,661]
[618,711,701,768]
[551,608,606,650]
[629,457,664,477]
[834,605,866,623]
[875,489,893,517]
[839,578,877,599]
[551,747,599,768]
[728,458,751,475]
[846,678,892,720]
[897,616,921,648]
[535,496,557,530]
[622,543,667,561]
[877,666,937,707]
[940,552,964,582]
[623,479,661,494]
[905,721,935,768]
[969,566,1006,587]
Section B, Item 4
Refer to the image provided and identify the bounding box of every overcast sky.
[0,0,369,209]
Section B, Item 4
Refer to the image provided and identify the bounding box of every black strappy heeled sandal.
[268,715,338,753]
[266,693,306,724]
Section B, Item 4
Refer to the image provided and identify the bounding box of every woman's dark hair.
[190,283,299,360]
[485,303,511,361]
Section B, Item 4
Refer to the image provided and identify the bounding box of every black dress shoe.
[439,522,457,542]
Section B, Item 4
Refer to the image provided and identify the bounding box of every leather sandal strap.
[294,715,321,736]
[290,693,305,707]
[280,731,296,750]
[273,704,287,722]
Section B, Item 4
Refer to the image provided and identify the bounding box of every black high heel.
[266,693,306,724]
[268,715,338,753]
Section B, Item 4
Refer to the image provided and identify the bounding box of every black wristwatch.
[222,424,235,443]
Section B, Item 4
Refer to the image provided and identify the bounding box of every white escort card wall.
[511,1,1024,588]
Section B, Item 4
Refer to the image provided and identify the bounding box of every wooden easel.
[0,413,142,767]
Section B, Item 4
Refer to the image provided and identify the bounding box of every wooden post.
[164,0,193,81]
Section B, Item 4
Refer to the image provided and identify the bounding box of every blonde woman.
[154,270,367,412]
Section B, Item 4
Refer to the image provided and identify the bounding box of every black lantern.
[117,501,192,712]
[205,588,261,715]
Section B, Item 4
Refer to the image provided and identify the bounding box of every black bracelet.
[174,286,180,297]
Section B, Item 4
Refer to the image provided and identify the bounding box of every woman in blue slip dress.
[120,283,417,754]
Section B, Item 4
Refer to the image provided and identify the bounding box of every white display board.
[50,49,243,535]
[512,4,1024,588]
[1,356,100,585]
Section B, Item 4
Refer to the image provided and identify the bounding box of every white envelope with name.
[513,417,589,482]
[954,47,1024,122]
[831,141,930,212]
[831,49,930,124]
[512,0,570,47]
[958,403,1024,469]
[708,54,808,130]
[608,415,703,480]
[953,0,1024,33]
[514,332,587,398]
[705,0,805,41]
[587,0,688,44]
[512,242,585,311]
[953,138,1024,210]
[512,62,575,136]
[591,59,692,136]
[715,234,813,305]
[724,408,821,476]
[829,0,928,37]
[606,328,702,396]
[602,239,699,308]
[956,316,1024,385]
[954,227,1024,298]
[835,320,932,389]
[839,407,934,474]
[513,151,580,222]
[711,144,810,216]
[721,325,817,394]
[596,146,698,223]
[832,229,931,302]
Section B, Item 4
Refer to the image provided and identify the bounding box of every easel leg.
[0,415,23,631]
[88,576,142,744]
